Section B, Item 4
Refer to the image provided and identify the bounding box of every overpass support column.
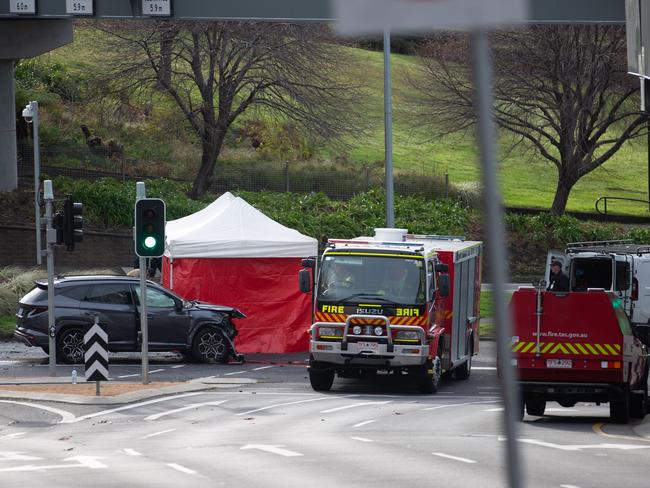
[0,59,17,191]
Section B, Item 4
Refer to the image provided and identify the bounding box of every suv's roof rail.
[565,240,650,256]
[566,239,632,249]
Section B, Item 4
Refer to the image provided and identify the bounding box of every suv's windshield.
[317,254,426,305]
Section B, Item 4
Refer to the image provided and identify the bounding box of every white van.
[546,241,650,327]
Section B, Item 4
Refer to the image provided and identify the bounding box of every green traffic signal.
[135,198,166,258]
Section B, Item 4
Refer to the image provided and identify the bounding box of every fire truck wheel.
[416,357,441,394]
[525,399,546,416]
[610,390,631,424]
[309,369,335,391]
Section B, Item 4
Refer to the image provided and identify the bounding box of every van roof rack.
[566,240,650,256]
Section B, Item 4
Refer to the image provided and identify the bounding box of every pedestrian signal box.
[135,198,166,258]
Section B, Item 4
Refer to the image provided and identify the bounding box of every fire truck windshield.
[317,254,426,305]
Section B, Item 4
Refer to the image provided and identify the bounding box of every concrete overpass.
[0,0,628,191]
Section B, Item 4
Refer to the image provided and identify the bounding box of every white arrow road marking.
[241,444,303,457]
[0,451,43,461]
[69,392,207,423]
[320,401,392,413]
[145,400,227,421]
[122,449,141,456]
[499,437,650,451]
[237,396,351,416]
[64,456,107,469]
[1,432,26,439]
[0,400,76,424]
[142,429,176,439]
[167,463,197,475]
[422,400,499,411]
[0,456,107,472]
[432,452,477,464]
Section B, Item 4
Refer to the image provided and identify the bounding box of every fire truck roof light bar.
[328,239,425,248]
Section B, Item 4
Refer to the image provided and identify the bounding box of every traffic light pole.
[136,182,149,385]
[43,180,57,375]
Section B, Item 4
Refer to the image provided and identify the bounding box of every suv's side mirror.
[299,269,312,293]
[438,274,450,298]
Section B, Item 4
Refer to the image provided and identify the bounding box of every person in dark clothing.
[547,260,570,292]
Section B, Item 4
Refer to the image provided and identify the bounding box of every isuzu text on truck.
[299,228,482,393]
[510,241,650,422]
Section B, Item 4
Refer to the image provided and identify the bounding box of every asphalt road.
[1,341,649,488]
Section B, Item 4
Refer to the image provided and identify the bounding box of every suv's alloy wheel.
[193,328,229,363]
[57,328,85,364]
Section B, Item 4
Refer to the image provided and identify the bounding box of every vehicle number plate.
[357,341,379,353]
[546,359,572,369]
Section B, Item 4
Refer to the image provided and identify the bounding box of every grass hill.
[15,24,650,217]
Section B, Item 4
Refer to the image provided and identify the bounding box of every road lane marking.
[69,392,207,423]
[560,485,581,488]
[0,456,107,473]
[145,400,227,421]
[123,449,142,456]
[237,396,342,416]
[117,374,139,379]
[353,420,377,428]
[320,401,392,413]
[149,369,165,374]
[351,437,373,442]
[252,366,274,371]
[432,452,477,464]
[224,371,247,376]
[499,437,650,451]
[167,463,197,475]
[170,365,186,369]
[0,400,76,424]
[0,451,43,461]
[472,367,497,370]
[142,429,176,439]
[241,444,303,457]
[483,408,504,412]
[422,400,499,411]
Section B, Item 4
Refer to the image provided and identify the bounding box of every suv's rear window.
[84,284,133,305]
[20,286,47,304]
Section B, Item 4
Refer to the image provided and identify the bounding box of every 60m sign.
[10,0,35,14]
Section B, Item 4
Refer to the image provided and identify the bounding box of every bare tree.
[406,26,646,215]
[98,21,364,198]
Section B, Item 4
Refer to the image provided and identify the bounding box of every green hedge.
[48,177,650,277]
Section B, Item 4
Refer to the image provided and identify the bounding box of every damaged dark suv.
[14,276,246,364]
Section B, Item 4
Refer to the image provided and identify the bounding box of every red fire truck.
[510,284,649,422]
[299,228,482,393]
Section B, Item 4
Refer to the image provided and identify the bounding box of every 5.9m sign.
[143,0,170,16]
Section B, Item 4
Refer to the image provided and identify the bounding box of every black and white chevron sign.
[84,321,109,382]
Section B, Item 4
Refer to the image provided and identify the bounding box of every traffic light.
[63,195,83,251]
[135,198,165,258]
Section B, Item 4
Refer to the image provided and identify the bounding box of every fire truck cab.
[299,228,482,394]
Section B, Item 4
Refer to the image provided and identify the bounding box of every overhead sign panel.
[143,0,171,16]
[10,0,36,14]
[626,0,650,78]
[334,0,529,35]
[66,1,93,15]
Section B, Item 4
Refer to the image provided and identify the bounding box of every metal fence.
[17,140,451,200]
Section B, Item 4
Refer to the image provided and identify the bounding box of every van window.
[571,258,612,291]
[615,261,630,291]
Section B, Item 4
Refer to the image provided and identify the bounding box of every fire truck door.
[451,256,477,362]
